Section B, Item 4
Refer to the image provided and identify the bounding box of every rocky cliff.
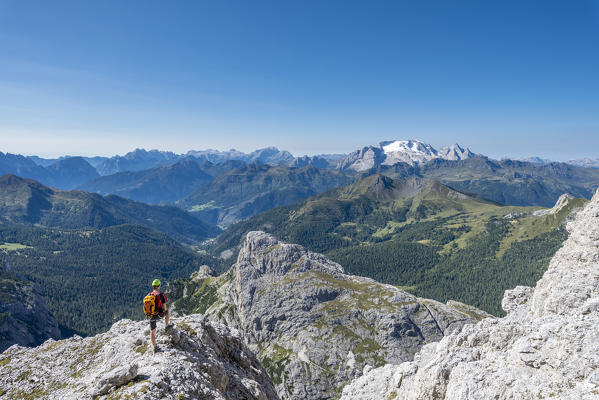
[0,315,279,399]
[341,188,599,399]
[170,231,489,399]
[0,273,60,352]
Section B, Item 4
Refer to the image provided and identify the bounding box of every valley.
[0,142,597,399]
[210,174,586,316]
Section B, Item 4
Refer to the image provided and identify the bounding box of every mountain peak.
[0,173,56,194]
[238,231,345,278]
[338,140,476,171]
[341,174,470,203]
[178,230,487,399]
[380,139,438,155]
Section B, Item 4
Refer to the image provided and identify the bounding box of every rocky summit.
[0,315,279,400]
[341,188,599,400]
[170,231,489,400]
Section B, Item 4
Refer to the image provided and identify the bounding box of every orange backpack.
[143,292,162,318]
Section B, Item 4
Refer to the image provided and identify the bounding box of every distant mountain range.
[29,147,301,177]
[0,153,100,190]
[177,163,356,227]
[0,174,218,244]
[517,156,599,169]
[3,141,598,218]
[567,157,599,169]
[79,158,221,204]
[367,157,599,207]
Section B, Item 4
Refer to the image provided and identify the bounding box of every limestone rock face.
[341,187,599,400]
[337,146,386,171]
[0,274,60,352]
[532,193,575,216]
[175,231,488,400]
[0,315,279,400]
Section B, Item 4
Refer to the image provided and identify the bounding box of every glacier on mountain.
[338,140,476,171]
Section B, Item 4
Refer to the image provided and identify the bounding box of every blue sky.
[1,0,598,160]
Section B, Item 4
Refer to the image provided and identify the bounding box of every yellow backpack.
[143,293,159,318]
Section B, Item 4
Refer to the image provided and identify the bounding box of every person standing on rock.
[144,279,171,353]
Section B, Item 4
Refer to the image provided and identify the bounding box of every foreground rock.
[0,273,60,352]
[170,231,489,399]
[341,188,599,400]
[0,315,279,400]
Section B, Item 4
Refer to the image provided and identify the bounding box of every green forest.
[0,224,219,335]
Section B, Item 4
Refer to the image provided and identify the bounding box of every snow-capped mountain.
[186,146,294,165]
[337,140,477,171]
[567,157,599,169]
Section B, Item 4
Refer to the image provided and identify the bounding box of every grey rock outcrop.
[289,155,330,169]
[532,193,575,216]
[341,187,599,400]
[337,146,387,171]
[0,315,279,400]
[172,231,489,399]
[437,143,475,161]
[0,274,60,352]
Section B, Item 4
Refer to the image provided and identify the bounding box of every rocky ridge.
[0,273,60,352]
[0,315,279,400]
[533,193,575,216]
[169,231,489,400]
[340,187,599,399]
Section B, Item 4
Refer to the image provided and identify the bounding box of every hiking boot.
[153,345,161,354]
[165,324,173,331]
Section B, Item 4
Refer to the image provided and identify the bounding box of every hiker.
[143,279,171,353]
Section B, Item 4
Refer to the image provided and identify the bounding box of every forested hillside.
[210,174,587,315]
[0,224,222,335]
[0,174,219,244]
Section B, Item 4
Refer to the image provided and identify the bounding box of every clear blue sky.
[1,0,598,160]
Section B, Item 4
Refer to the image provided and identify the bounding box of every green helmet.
[152,279,161,287]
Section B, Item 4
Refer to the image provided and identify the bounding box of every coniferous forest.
[0,224,219,335]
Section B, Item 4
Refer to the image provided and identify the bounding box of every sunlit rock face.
[173,230,486,400]
[341,188,599,400]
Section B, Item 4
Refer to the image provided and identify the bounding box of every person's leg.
[164,307,170,326]
[150,318,157,346]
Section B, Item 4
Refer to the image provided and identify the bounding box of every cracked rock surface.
[341,188,599,400]
[0,315,279,400]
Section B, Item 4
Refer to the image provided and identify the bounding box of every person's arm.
[161,293,168,312]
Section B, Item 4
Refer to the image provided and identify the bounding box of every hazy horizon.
[1,1,598,161]
[1,138,594,163]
